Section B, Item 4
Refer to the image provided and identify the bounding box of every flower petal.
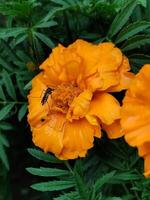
[102,120,124,139]
[88,92,121,125]
[32,113,65,155]
[69,39,101,77]
[138,143,150,157]
[108,56,134,92]
[27,73,52,127]
[40,43,82,84]
[67,90,93,121]
[121,64,150,146]
[58,118,101,159]
[143,154,150,178]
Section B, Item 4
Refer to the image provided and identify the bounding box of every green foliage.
[0,0,150,199]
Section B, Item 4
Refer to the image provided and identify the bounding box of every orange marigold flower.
[28,39,133,159]
[121,64,150,177]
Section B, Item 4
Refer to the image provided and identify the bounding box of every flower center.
[50,83,82,113]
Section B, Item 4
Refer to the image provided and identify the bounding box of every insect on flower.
[41,87,51,106]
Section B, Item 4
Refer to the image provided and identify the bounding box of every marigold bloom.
[121,64,150,177]
[28,39,133,159]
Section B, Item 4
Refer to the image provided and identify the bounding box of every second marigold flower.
[28,39,133,159]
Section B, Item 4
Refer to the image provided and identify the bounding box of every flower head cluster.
[28,39,133,160]
[121,65,150,177]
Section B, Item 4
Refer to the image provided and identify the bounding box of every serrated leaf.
[27,148,62,163]
[107,0,138,38]
[0,104,15,121]
[115,21,150,43]
[3,70,17,100]
[34,32,55,48]
[94,171,116,192]
[18,104,27,121]
[31,180,75,191]
[122,35,150,51]
[26,167,69,177]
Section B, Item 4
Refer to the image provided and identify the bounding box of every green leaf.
[18,104,27,121]
[122,35,150,51]
[129,54,150,66]
[0,133,9,170]
[0,104,15,121]
[24,80,32,91]
[0,85,6,101]
[34,20,57,28]
[0,58,12,72]
[0,28,27,39]
[34,32,55,48]
[138,0,146,7]
[31,180,75,191]
[3,70,17,100]
[94,171,116,192]
[111,171,141,183]
[54,192,79,200]
[27,148,62,164]
[16,73,26,98]
[0,133,9,147]
[107,0,138,38]
[0,122,14,130]
[74,171,89,200]
[26,167,69,177]
[115,21,150,43]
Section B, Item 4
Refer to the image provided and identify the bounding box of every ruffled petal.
[67,90,93,121]
[121,64,150,146]
[27,73,52,127]
[69,39,101,77]
[138,142,150,157]
[102,119,124,139]
[32,113,65,155]
[58,118,101,159]
[108,56,134,92]
[40,44,82,84]
[88,92,121,125]
[84,43,123,91]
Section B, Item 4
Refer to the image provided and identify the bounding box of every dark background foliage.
[0,0,150,200]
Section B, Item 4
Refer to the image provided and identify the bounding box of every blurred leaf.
[0,28,27,39]
[0,104,15,121]
[3,70,17,100]
[18,104,27,121]
[0,132,9,170]
[34,32,55,48]
[34,20,57,28]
